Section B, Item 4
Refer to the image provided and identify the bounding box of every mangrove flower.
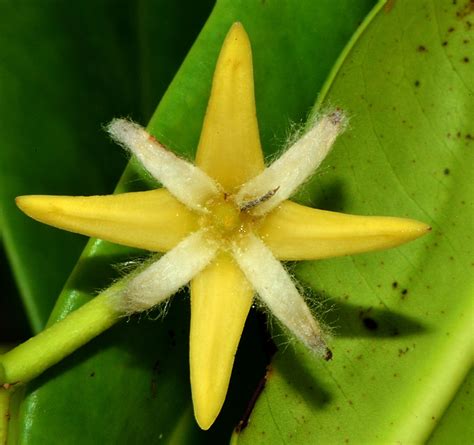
[4,23,430,430]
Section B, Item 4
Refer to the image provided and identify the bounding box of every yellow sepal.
[16,189,198,252]
[259,200,431,260]
[195,22,264,192]
[190,252,253,430]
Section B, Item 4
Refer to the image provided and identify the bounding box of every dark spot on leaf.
[392,281,398,289]
[414,80,421,87]
[464,39,470,43]
[401,289,408,296]
[456,0,474,19]
[448,26,455,32]
[398,347,409,357]
[324,348,333,361]
[467,134,473,140]
[362,317,378,331]
[444,168,450,175]
[89,372,95,377]
[442,40,448,46]
[417,45,428,52]
[463,56,470,62]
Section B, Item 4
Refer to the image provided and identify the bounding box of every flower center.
[210,198,241,233]
[201,194,257,242]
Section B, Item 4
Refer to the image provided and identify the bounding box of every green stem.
[0,291,120,386]
[0,387,9,445]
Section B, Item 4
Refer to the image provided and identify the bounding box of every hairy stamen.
[107,119,221,213]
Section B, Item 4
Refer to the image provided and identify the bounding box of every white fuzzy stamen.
[235,111,347,215]
[116,229,219,313]
[107,119,221,213]
[231,233,329,357]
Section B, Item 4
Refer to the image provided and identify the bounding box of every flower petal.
[108,119,221,212]
[235,112,346,214]
[195,22,264,192]
[190,252,253,430]
[259,200,431,260]
[16,189,198,252]
[117,229,219,313]
[232,234,330,358]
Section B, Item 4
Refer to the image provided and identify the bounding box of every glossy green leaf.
[4,0,378,443]
[235,0,473,443]
[427,368,474,444]
[0,0,214,333]
[0,1,139,332]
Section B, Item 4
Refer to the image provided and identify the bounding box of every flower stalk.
[0,290,120,387]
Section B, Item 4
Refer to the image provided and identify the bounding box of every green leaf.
[0,0,214,333]
[6,0,377,443]
[234,0,473,443]
[427,369,474,444]
[0,1,139,332]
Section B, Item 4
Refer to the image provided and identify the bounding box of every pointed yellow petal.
[195,22,264,192]
[259,200,430,260]
[190,252,253,430]
[16,189,198,252]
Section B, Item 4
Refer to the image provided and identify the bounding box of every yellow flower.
[15,23,429,429]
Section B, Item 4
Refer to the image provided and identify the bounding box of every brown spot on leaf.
[398,347,410,357]
[456,0,474,19]
[384,0,396,13]
[324,348,333,361]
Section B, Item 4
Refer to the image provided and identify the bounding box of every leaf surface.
[235,0,473,443]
